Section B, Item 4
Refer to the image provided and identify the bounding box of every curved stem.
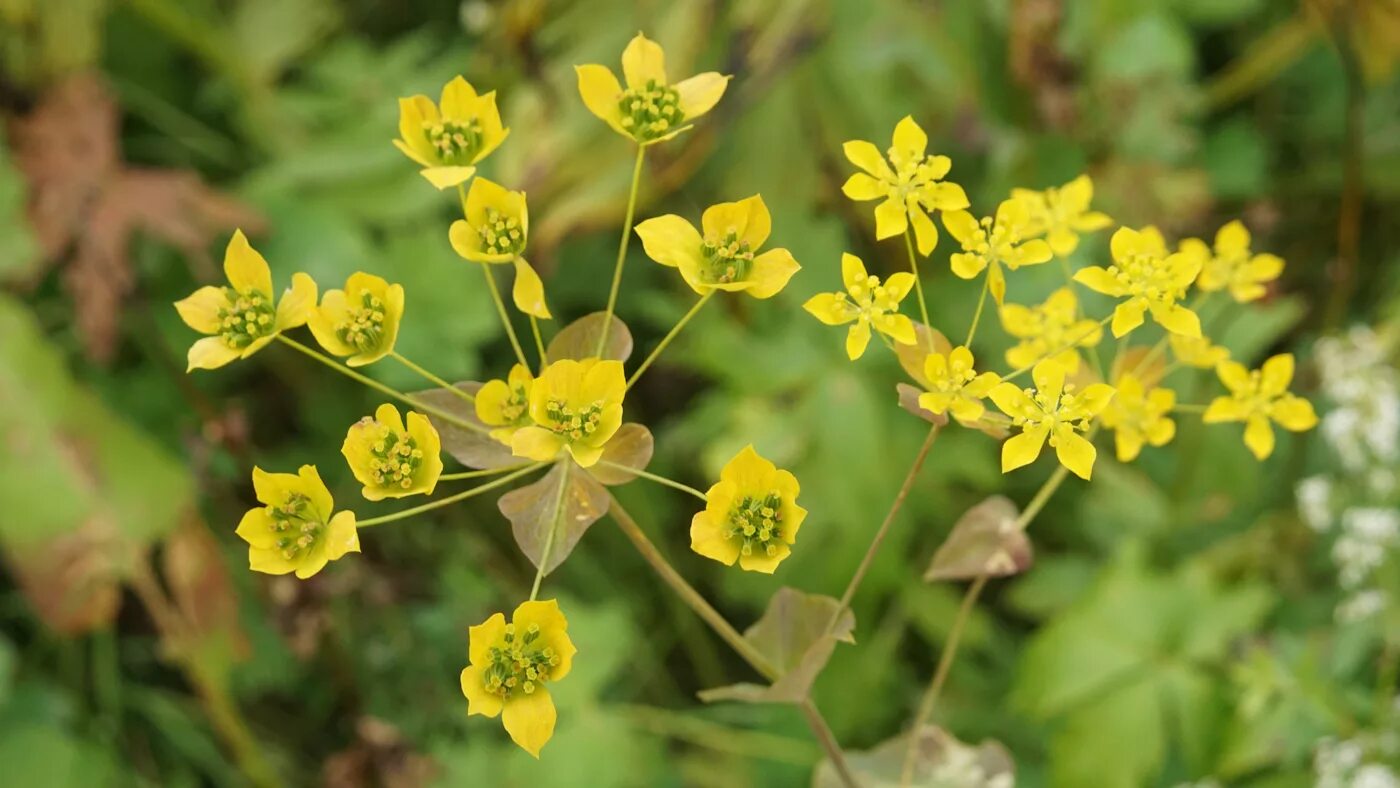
[276,336,488,436]
[964,275,990,347]
[390,351,473,404]
[530,462,569,600]
[479,262,531,371]
[597,146,647,356]
[802,699,864,788]
[626,291,714,390]
[599,460,707,501]
[439,463,534,481]
[529,314,549,372]
[356,463,544,527]
[902,229,933,350]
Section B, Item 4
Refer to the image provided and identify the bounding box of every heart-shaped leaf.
[547,312,633,363]
[586,423,655,485]
[925,496,1033,582]
[812,725,1015,787]
[498,460,610,575]
[410,382,518,470]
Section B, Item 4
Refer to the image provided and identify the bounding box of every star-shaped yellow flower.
[944,199,1053,305]
[988,361,1116,480]
[841,116,970,255]
[341,404,444,501]
[1000,287,1103,373]
[460,599,577,758]
[306,272,404,367]
[917,346,1002,424]
[1169,334,1230,369]
[1100,373,1176,462]
[1074,226,1203,338]
[1010,174,1114,257]
[1182,220,1284,303]
[448,177,550,319]
[174,230,316,372]
[1203,354,1317,460]
[235,465,359,579]
[394,76,509,189]
[511,358,625,468]
[575,33,728,145]
[476,363,535,446]
[634,194,800,298]
[803,253,917,360]
[690,445,806,574]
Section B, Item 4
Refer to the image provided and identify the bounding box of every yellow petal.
[235,509,276,549]
[1047,227,1078,257]
[174,286,229,334]
[910,205,938,256]
[396,96,437,165]
[987,263,1006,306]
[1002,425,1049,472]
[884,271,917,303]
[439,76,480,120]
[1111,299,1146,338]
[1244,414,1275,460]
[1109,226,1147,262]
[701,196,769,249]
[1217,360,1252,393]
[989,381,1034,419]
[635,215,703,269]
[738,542,791,573]
[248,547,297,576]
[842,173,886,202]
[460,665,503,719]
[891,115,928,159]
[1203,396,1246,423]
[471,92,509,163]
[469,612,507,665]
[186,336,240,372]
[512,258,551,319]
[575,64,627,135]
[1115,429,1144,463]
[308,289,355,357]
[941,210,980,247]
[223,229,273,296]
[746,248,800,299]
[511,426,565,462]
[840,252,868,292]
[873,196,908,240]
[1150,302,1201,338]
[1054,429,1097,480]
[881,314,917,346]
[803,293,855,326]
[846,321,872,360]
[691,511,740,566]
[1215,219,1251,255]
[675,72,728,119]
[1260,354,1294,395]
[275,272,317,332]
[1271,395,1317,431]
[1032,360,1066,403]
[925,180,968,211]
[949,252,986,280]
[420,165,476,190]
[501,687,556,758]
[621,32,667,89]
[322,511,361,561]
[842,139,893,179]
[1073,266,1123,296]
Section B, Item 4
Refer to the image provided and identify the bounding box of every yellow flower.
[476,364,535,445]
[1000,287,1103,373]
[1203,354,1317,460]
[174,230,317,373]
[690,445,806,574]
[511,358,625,468]
[1074,226,1203,338]
[803,253,917,360]
[235,465,359,579]
[1169,334,1230,369]
[988,361,1116,480]
[1010,174,1114,257]
[460,599,577,758]
[1100,373,1176,462]
[448,177,551,319]
[575,32,728,145]
[917,346,1002,424]
[1184,220,1284,303]
[841,116,970,255]
[306,272,404,367]
[342,404,444,501]
[634,194,800,298]
[394,76,508,189]
[944,199,1053,305]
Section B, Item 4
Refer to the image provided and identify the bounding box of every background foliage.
[1,0,1398,785]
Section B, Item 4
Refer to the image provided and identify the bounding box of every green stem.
[1172,403,1208,414]
[1057,256,1105,379]
[479,262,531,371]
[529,314,549,373]
[902,229,933,348]
[530,462,569,600]
[439,464,534,481]
[597,146,647,356]
[598,460,708,501]
[356,464,544,527]
[626,292,714,390]
[276,336,488,435]
[390,351,473,404]
[1003,315,1113,381]
[965,274,990,347]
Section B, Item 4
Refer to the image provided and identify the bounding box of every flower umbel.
[690,445,806,574]
[1183,220,1284,303]
[174,230,316,372]
[944,199,1053,305]
[511,358,626,468]
[841,116,970,255]
[917,346,1002,424]
[477,364,536,446]
[803,253,917,360]
[1203,354,1318,459]
[989,360,1116,480]
[394,76,508,189]
[1010,174,1114,257]
[634,194,800,298]
[1074,226,1203,338]
[1170,334,1231,369]
[448,177,550,319]
[306,272,404,367]
[342,404,444,501]
[575,32,728,145]
[235,466,359,579]
[460,599,577,758]
[1100,373,1176,462]
[1000,287,1103,373]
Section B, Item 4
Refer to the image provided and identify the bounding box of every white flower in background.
[1298,475,1334,532]
[1337,590,1387,623]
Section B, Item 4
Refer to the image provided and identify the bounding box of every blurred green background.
[2,0,1399,785]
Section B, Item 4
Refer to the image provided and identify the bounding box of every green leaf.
[924,496,1033,582]
[812,725,1015,788]
[586,423,655,485]
[547,312,633,363]
[410,382,519,470]
[498,461,610,575]
[0,133,37,283]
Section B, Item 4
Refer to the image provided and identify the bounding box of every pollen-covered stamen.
[617,79,683,141]
[422,117,484,165]
[1114,249,1186,303]
[268,493,326,560]
[700,228,754,284]
[476,207,525,256]
[726,490,786,558]
[365,423,424,491]
[217,287,277,350]
[336,291,388,354]
[882,145,950,204]
[544,398,605,442]
[482,622,560,700]
[500,384,530,425]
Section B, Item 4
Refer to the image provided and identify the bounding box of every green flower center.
[700,229,754,284]
[726,490,785,558]
[500,384,530,425]
[368,427,424,491]
[422,117,483,165]
[618,80,683,141]
[268,493,325,561]
[217,287,277,350]
[841,272,900,315]
[336,291,388,354]
[483,623,560,700]
[1114,252,1185,303]
[545,399,604,442]
[477,207,525,257]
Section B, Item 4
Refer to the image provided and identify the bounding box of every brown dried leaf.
[321,716,439,788]
[162,515,249,661]
[5,509,124,635]
[498,460,609,575]
[410,382,519,470]
[586,423,654,485]
[925,496,1033,582]
[897,383,950,427]
[895,322,953,388]
[812,725,1015,788]
[546,311,633,363]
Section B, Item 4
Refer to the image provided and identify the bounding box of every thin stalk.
[529,314,549,372]
[356,463,544,527]
[1057,256,1105,379]
[530,462,569,600]
[439,464,534,481]
[902,229,933,350]
[1172,403,1208,414]
[597,146,647,356]
[276,336,488,436]
[802,699,864,788]
[627,292,714,389]
[598,460,708,501]
[391,351,473,404]
[479,262,531,371]
[1003,315,1113,381]
[965,275,990,347]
